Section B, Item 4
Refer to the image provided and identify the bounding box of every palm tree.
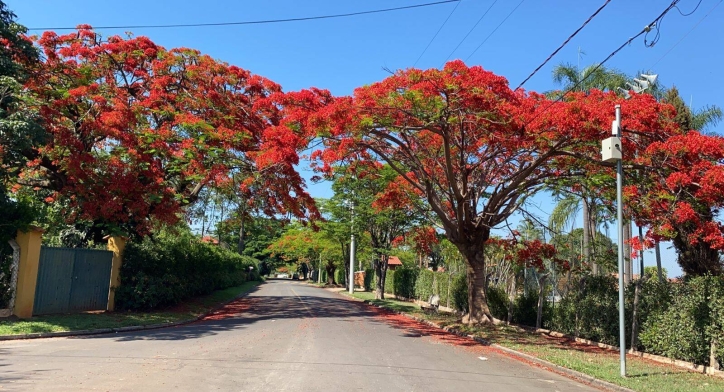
[549,63,630,275]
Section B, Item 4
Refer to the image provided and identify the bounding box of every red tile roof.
[388,256,402,265]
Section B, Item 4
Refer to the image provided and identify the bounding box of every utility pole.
[318,254,323,284]
[349,203,355,294]
[615,104,626,377]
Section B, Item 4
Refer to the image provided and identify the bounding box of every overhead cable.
[28,0,460,31]
[515,0,612,89]
[413,0,462,67]
[464,0,526,62]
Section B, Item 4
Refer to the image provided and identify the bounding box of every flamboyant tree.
[281,61,676,323]
[12,27,316,237]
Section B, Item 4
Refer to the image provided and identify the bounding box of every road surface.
[0,280,601,391]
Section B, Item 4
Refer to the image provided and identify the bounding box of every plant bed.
[0,280,261,337]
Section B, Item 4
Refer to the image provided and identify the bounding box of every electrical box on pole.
[601,136,621,162]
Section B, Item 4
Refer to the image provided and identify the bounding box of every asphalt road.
[0,280,601,391]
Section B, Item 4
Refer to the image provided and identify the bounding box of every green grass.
[348,291,724,392]
[0,280,262,336]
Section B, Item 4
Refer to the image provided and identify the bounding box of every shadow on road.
[66,281,479,350]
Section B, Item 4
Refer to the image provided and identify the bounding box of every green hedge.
[334,268,346,286]
[115,231,260,311]
[364,268,374,291]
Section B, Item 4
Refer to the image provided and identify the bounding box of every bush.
[512,291,545,327]
[415,269,435,301]
[384,269,394,295]
[392,267,417,299]
[487,285,509,321]
[334,268,346,286]
[364,268,374,291]
[640,276,717,365]
[115,231,259,311]
[551,275,620,345]
[451,273,468,312]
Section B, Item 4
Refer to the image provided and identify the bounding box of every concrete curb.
[335,290,632,392]
[0,281,263,341]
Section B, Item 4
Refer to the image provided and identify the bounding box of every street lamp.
[344,200,356,294]
[603,73,657,378]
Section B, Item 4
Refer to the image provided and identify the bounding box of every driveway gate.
[33,246,113,315]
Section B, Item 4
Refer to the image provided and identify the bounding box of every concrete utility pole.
[349,202,355,294]
[614,104,626,377]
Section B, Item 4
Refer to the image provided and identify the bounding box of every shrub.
[415,269,435,301]
[550,275,620,345]
[640,276,716,365]
[512,291,544,327]
[451,273,468,312]
[115,231,259,311]
[384,269,395,295]
[363,268,374,291]
[334,268,346,286]
[486,285,509,321]
[392,267,417,299]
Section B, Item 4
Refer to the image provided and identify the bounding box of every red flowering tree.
[283,61,673,323]
[14,27,316,236]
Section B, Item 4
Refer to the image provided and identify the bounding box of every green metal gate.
[33,246,113,315]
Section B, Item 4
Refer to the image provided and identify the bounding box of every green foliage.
[451,273,468,312]
[384,269,395,294]
[486,285,509,321]
[640,276,718,365]
[363,268,374,291]
[551,275,621,345]
[512,291,548,327]
[115,230,259,311]
[391,267,417,299]
[414,269,435,301]
[334,268,346,286]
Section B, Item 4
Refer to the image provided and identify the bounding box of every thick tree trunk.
[536,273,549,330]
[326,266,336,285]
[655,241,664,282]
[461,247,494,324]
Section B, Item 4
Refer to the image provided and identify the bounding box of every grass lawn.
[345,290,724,392]
[0,280,262,336]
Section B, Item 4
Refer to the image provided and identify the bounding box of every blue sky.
[11,0,724,276]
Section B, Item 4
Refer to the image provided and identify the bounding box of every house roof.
[388,256,402,265]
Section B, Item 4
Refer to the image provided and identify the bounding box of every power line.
[521,0,691,129]
[464,0,526,62]
[413,0,462,67]
[27,0,460,31]
[441,0,500,65]
[651,0,721,69]
[516,0,612,90]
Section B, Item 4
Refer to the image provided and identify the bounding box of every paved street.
[0,280,600,391]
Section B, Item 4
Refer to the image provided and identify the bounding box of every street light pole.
[614,104,626,377]
[349,203,355,294]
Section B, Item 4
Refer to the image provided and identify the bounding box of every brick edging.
[0,281,263,341]
[333,289,632,392]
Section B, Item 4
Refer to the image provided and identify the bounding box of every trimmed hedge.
[115,232,260,311]
[334,269,346,286]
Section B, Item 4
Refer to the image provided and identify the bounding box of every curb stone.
[0,281,263,341]
[335,290,632,392]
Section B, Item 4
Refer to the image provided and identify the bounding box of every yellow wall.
[13,228,43,319]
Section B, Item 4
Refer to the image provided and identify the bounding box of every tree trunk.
[630,276,647,350]
[638,225,645,278]
[461,247,494,324]
[7,239,20,312]
[507,275,516,324]
[326,265,336,285]
[536,273,549,330]
[374,255,389,300]
[655,241,664,282]
[583,198,593,274]
[624,221,632,284]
